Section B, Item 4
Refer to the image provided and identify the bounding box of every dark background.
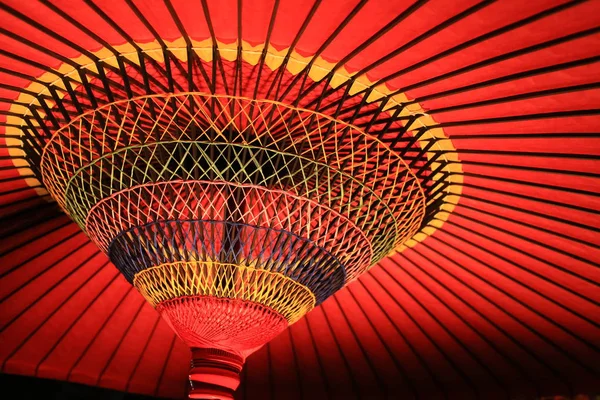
[0,373,174,400]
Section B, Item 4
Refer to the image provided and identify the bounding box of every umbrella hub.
[39,93,428,399]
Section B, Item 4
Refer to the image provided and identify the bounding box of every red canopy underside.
[1,1,599,399]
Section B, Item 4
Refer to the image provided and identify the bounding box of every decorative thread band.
[133,261,315,323]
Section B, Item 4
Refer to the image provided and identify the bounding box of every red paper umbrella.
[1,1,599,399]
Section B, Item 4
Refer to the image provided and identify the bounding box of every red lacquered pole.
[188,348,244,400]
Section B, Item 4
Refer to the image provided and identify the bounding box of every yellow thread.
[133,261,315,324]
[10,42,462,250]
[41,94,425,266]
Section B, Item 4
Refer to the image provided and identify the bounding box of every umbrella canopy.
[1,0,599,399]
